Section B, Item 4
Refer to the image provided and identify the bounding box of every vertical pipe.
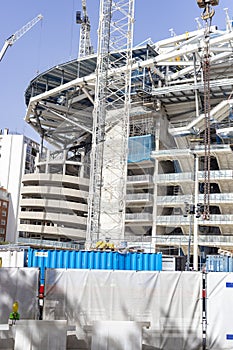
[186,214,192,271]
[193,154,199,271]
[193,53,200,118]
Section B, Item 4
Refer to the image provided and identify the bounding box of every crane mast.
[197,0,219,219]
[76,0,94,58]
[87,0,135,246]
[0,14,43,62]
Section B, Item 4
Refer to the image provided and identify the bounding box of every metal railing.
[126,193,153,202]
[157,214,233,225]
[152,235,233,247]
[127,174,153,183]
[157,195,193,205]
[156,172,194,182]
[157,193,233,205]
[125,213,153,221]
[17,237,81,250]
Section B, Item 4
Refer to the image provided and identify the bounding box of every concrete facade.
[18,148,89,247]
[19,21,233,263]
[0,187,9,242]
[0,129,39,242]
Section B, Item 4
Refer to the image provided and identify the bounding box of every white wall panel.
[206,272,233,349]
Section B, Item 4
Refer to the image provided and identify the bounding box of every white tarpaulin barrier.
[44,270,203,350]
[0,268,39,323]
[91,321,142,350]
[206,272,233,349]
[14,320,67,350]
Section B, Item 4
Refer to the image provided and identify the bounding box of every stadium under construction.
[17,0,233,271]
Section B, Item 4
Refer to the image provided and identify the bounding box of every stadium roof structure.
[24,25,233,148]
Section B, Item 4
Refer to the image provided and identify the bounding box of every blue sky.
[0,0,232,142]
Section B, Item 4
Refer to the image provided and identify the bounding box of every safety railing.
[126,193,153,203]
[17,237,81,250]
[125,213,153,221]
[127,174,153,183]
[157,214,233,225]
[156,172,194,182]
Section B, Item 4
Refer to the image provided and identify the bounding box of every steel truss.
[87,0,135,245]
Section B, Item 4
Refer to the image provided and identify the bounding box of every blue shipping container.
[206,255,230,272]
[27,249,162,283]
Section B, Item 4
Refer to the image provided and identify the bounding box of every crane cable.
[202,2,214,220]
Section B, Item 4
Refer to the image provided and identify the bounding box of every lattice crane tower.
[87,0,135,246]
[76,0,94,58]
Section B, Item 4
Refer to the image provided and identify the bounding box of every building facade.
[0,129,39,242]
[18,19,233,264]
[0,187,9,242]
[18,147,89,249]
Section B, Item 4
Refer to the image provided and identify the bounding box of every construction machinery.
[0,14,43,62]
[197,0,219,19]
[76,0,94,58]
[195,0,220,220]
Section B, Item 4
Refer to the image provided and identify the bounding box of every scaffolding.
[87,0,135,245]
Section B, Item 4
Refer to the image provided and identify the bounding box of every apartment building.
[0,187,9,242]
[0,129,39,242]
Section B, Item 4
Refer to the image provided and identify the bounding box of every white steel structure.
[87,0,135,244]
[77,0,94,58]
[22,8,233,265]
[0,14,43,62]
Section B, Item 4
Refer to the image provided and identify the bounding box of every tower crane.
[76,0,94,58]
[0,14,43,62]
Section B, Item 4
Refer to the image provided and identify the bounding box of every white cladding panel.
[206,272,233,349]
[0,250,25,267]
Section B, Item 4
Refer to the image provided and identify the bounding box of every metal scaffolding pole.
[87,0,135,246]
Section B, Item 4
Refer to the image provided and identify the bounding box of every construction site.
[15,0,233,269]
[1,0,233,349]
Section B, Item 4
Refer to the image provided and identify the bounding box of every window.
[1,211,6,217]
[0,228,5,234]
[2,202,7,208]
[1,220,5,225]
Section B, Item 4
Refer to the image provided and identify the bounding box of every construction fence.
[1,268,233,349]
[0,268,39,324]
